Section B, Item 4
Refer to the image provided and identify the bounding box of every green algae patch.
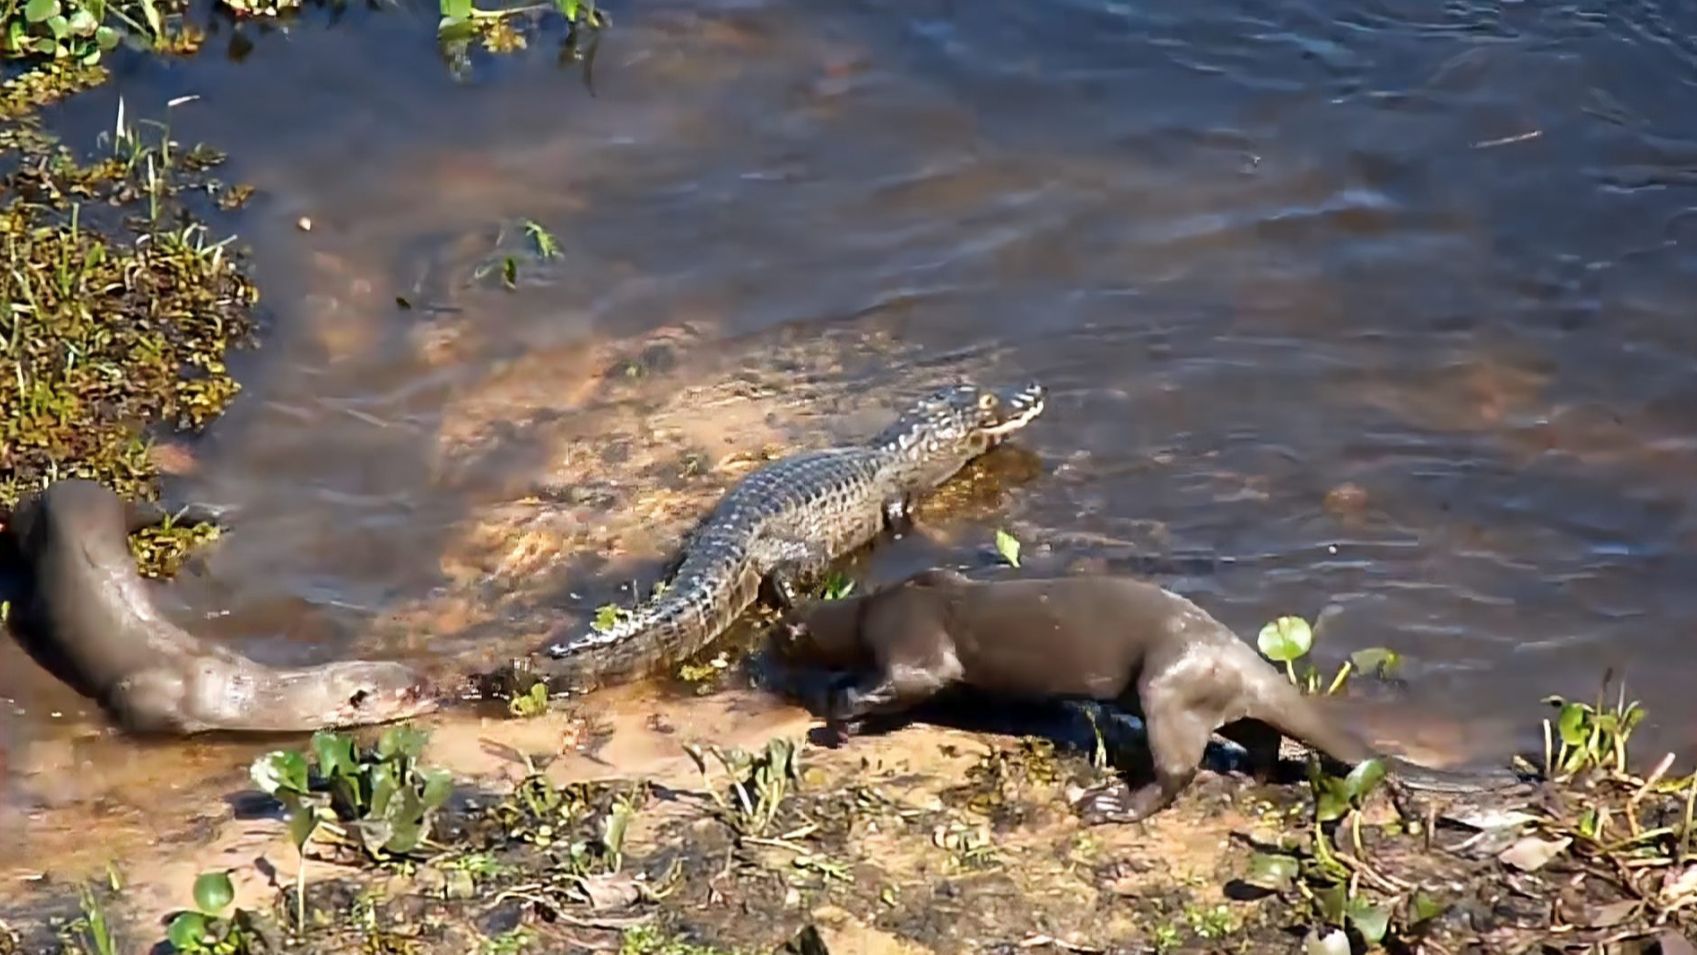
[0,81,259,574]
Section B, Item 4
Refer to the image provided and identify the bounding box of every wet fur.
[776,569,1524,821]
[3,479,439,735]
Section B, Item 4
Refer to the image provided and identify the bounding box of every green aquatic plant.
[164,871,261,954]
[435,0,606,82]
[250,726,454,930]
[0,96,257,548]
[1256,615,1400,697]
[994,528,1021,568]
[1,0,186,65]
[1542,673,1645,779]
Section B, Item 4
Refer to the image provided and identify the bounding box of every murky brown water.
[7,0,1697,884]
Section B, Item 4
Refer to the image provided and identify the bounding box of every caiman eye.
[348,689,370,708]
[978,393,998,410]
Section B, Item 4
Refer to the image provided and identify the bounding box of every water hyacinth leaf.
[437,15,479,40]
[1244,852,1299,891]
[1314,882,1348,924]
[250,749,309,796]
[1409,888,1448,926]
[603,799,634,856]
[440,0,470,18]
[138,0,160,35]
[311,730,357,781]
[1343,757,1387,802]
[191,870,235,915]
[421,768,455,811]
[370,763,402,817]
[1346,898,1390,945]
[1257,616,1312,662]
[285,803,320,850]
[1312,774,1351,823]
[30,36,56,53]
[66,9,96,34]
[24,0,58,22]
[378,724,427,761]
[382,788,427,853]
[994,529,1021,567]
[165,911,208,950]
[1557,702,1589,746]
[45,14,67,37]
[556,0,579,19]
[1348,646,1401,678]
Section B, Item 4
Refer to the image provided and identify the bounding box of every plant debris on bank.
[0,64,259,571]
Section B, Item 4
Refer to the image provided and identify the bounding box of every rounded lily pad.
[1257,615,1313,663]
[192,870,234,915]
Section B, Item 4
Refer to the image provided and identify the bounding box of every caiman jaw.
[982,382,1046,440]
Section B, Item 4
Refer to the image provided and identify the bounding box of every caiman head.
[872,381,1046,486]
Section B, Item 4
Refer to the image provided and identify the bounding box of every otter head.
[871,381,1046,486]
[309,661,442,729]
[772,596,871,669]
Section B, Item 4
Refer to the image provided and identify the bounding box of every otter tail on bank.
[3,479,441,736]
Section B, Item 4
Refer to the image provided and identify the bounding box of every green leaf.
[285,802,320,850]
[592,603,625,632]
[994,529,1021,568]
[1313,776,1351,823]
[554,0,577,19]
[1343,757,1387,802]
[436,15,478,40]
[421,769,455,811]
[66,8,95,34]
[138,0,160,35]
[250,750,309,796]
[45,13,67,36]
[29,36,56,54]
[311,730,357,781]
[1257,616,1313,663]
[382,787,427,853]
[24,0,58,23]
[377,724,428,761]
[1243,852,1298,892]
[165,911,208,950]
[439,0,470,18]
[370,763,402,817]
[1346,898,1390,944]
[1348,646,1401,678]
[1556,702,1589,746]
[1313,882,1348,925]
[191,871,234,916]
[1409,888,1447,926]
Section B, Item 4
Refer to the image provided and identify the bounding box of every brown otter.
[2,479,440,736]
[773,568,1526,821]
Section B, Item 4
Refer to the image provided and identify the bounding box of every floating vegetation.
[0,97,256,497]
[1,0,195,66]
[435,0,607,83]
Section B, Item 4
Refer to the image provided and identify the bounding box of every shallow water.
[7,0,1697,878]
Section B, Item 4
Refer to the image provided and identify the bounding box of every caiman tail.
[538,551,763,694]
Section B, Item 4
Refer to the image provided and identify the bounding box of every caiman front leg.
[881,495,914,538]
[757,536,835,610]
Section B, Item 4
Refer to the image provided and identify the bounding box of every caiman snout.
[979,382,1046,440]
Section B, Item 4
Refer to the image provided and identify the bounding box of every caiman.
[529,380,1046,695]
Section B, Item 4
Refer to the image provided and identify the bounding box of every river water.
[5,0,1697,878]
